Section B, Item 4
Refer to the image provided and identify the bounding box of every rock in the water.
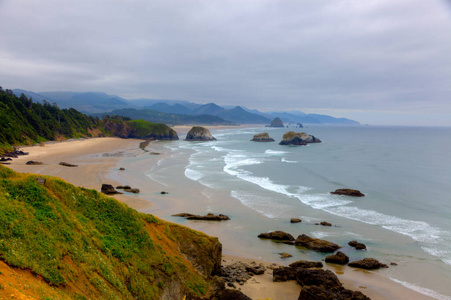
[319,221,332,226]
[119,167,125,171]
[289,261,323,269]
[124,188,140,193]
[26,161,43,165]
[279,252,293,259]
[325,251,349,265]
[185,126,216,141]
[290,218,302,223]
[59,162,78,167]
[251,132,275,142]
[331,189,365,197]
[295,234,340,253]
[348,240,367,250]
[173,213,230,221]
[216,289,252,300]
[116,185,132,189]
[279,131,321,145]
[101,184,123,195]
[161,191,168,194]
[258,231,295,242]
[269,117,284,127]
[348,258,388,270]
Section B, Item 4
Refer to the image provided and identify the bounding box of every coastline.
[6,136,436,300]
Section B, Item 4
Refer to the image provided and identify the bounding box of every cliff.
[279,131,322,145]
[185,126,217,141]
[103,118,179,140]
[251,133,275,142]
[0,165,221,299]
[269,117,284,127]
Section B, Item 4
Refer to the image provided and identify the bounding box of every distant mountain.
[266,111,359,125]
[217,106,271,124]
[96,108,233,125]
[306,114,359,125]
[147,103,193,115]
[194,103,225,115]
[12,89,49,103]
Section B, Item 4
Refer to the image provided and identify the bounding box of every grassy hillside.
[0,165,221,299]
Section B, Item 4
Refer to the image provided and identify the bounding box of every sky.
[1,0,450,126]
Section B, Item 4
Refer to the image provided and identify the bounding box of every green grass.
[0,165,216,299]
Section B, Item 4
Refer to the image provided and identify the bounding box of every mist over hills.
[13,89,359,125]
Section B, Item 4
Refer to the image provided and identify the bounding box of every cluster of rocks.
[273,262,370,300]
[116,185,140,194]
[59,162,78,167]
[101,184,123,195]
[349,240,367,250]
[220,261,267,287]
[172,213,230,221]
[1,148,29,164]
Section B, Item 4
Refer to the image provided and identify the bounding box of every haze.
[1,0,450,126]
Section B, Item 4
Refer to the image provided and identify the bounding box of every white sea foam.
[298,194,352,209]
[184,168,204,181]
[281,158,297,163]
[265,149,288,155]
[390,278,451,300]
[231,190,293,218]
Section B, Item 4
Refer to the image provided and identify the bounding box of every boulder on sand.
[258,231,295,242]
[101,184,123,195]
[325,251,349,265]
[348,258,388,270]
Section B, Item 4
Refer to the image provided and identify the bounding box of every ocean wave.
[265,149,288,155]
[230,190,293,218]
[184,168,204,181]
[390,278,451,300]
[281,158,298,163]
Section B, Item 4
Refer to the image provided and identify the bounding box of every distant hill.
[194,103,225,115]
[217,106,271,124]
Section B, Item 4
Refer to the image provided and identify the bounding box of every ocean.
[116,125,451,299]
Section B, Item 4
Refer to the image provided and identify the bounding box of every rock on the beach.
[325,251,349,265]
[289,261,323,269]
[59,162,78,167]
[173,213,230,221]
[101,184,123,195]
[290,218,302,223]
[348,240,367,250]
[216,289,252,300]
[348,258,388,270]
[279,131,321,145]
[185,126,217,141]
[258,231,295,242]
[250,133,275,142]
[319,221,332,226]
[279,252,293,259]
[295,234,340,253]
[331,188,365,197]
[26,161,43,165]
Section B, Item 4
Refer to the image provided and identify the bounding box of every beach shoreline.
[6,136,436,300]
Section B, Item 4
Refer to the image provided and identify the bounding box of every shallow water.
[116,125,451,299]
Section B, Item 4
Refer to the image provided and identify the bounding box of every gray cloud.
[1,0,450,125]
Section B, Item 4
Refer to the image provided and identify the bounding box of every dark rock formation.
[185,126,216,141]
[101,184,123,195]
[119,167,125,171]
[319,221,332,226]
[258,231,295,242]
[325,251,349,265]
[216,289,252,300]
[348,258,388,270]
[279,131,321,145]
[250,132,275,142]
[269,117,284,127]
[295,234,340,253]
[289,261,323,269]
[26,161,43,165]
[116,185,131,189]
[348,240,367,250]
[1,147,29,159]
[125,188,140,193]
[59,162,78,167]
[290,218,302,223]
[331,189,365,197]
[173,213,230,221]
[161,191,168,194]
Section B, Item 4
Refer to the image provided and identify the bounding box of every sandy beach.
[6,136,435,300]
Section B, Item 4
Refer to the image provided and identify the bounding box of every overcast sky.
[1,0,450,125]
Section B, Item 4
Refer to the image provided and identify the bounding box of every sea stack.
[270,117,284,127]
[185,126,216,141]
[279,131,322,145]
[251,133,275,142]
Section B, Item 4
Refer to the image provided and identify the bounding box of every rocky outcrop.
[290,218,302,223]
[101,184,123,195]
[325,251,349,265]
[116,185,140,193]
[185,126,216,141]
[331,189,365,197]
[173,213,230,221]
[317,221,332,226]
[26,161,43,165]
[250,132,275,142]
[348,258,388,270]
[279,252,293,259]
[295,234,341,252]
[269,117,284,127]
[59,162,78,167]
[289,261,323,269]
[349,240,367,250]
[279,131,321,145]
[0,147,28,159]
[258,231,295,242]
[220,261,267,287]
[103,118,179,140]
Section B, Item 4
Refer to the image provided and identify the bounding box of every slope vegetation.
[0,165,221,299]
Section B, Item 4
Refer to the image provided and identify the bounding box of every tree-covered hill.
[0,87,178,154]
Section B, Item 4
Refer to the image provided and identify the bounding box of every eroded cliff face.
[0,165,221,300]
[185,126,217,141]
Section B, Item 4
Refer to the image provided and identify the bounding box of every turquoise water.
[121,125,451,299]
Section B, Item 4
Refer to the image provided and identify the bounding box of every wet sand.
[6,136,435,300]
